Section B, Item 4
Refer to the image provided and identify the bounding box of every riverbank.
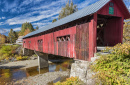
[0,59,52,69]
[0,58,72,85]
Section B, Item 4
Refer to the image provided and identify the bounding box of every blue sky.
[0,0,129,35]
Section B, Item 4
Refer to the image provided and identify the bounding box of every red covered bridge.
[23,0,130,61]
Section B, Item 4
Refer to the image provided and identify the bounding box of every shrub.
[54,77,83,85]
[91,42,130,85]
[16,56,28,61]
[0,45,20,61]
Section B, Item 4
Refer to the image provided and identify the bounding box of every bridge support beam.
[23,48,34,56]
[23,48,48,68]
[37,52,49,69]
[23,48,27,55]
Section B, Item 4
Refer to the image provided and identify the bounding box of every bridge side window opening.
[57,35,70,42]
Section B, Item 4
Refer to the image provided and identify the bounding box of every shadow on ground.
[0,65,25,69]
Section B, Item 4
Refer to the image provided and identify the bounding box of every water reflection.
[25,66,49,77]
[0,59,73,85]
[0,69,27,85]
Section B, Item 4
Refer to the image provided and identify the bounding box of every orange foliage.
[24,29,31,36]
[0,34,6,44]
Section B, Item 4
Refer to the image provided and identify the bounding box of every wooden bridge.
[22,0,130,68]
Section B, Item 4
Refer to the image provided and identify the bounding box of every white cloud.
[1,9,4,12]
[51,15,58,20]
[20,0,33,7]
[5,0,66,26]
[0,22,5,25]
[2,0,19,12]
[78,0,99,9]
[0,27,20,34]
[33,22,46,26]
[20,0,44,7]
[78,0,90,9]
[33,22,51,28]
[3,0,67,28]
[32,0,65,11]
[0,17,6,20]
[13,27,21,31]
[6,7,60,25]
[2,17,6,19]
[0,29,10,34]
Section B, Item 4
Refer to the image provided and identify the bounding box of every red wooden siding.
[98,0,124,17]
[97,0,124,46]
[89,19,94,60]
[23,23,91,60]
[75,23,89,60]
[23,26,77,58]
[53,26,76,58]
[104,17,123,46]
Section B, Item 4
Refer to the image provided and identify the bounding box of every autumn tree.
[123,19,130,42]
[58,0,78,20]
[0,34,6,44]
[19,22,34,36]
[24,29,31,36]
[8,29,18,43]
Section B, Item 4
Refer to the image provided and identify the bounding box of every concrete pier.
[36,52,49,69]
[23,48,49,69]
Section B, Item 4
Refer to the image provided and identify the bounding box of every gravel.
[14,71,70,85]
[0,59,52,69]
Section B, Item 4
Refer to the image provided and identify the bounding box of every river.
[0,59,74,85]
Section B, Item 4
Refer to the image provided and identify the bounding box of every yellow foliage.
[0,34,6,44]
[24,29,31,36]
[91,42,130,85]
[16,56,28,61]
[123,19,130,42]
[54,77,83,85]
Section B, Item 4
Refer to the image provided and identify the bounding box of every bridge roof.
[23,0,111,39]
[24,0,130,39]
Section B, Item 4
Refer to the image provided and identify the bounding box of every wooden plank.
[75,23,89,60]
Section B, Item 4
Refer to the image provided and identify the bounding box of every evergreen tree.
[36,26,39,30]
[58,0,78,19]
[52,19,57,23]
[8,29,17,43]
[19,22,34,36]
